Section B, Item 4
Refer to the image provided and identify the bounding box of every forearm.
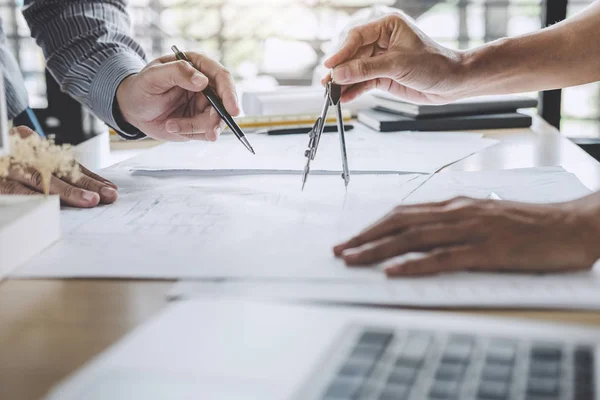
[22,0,147,138]
[455,1,600,98]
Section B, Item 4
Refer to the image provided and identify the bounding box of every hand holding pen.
[115,49,244,143]
[171,46,255,154]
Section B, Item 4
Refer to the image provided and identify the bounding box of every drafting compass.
[301,80,350,190]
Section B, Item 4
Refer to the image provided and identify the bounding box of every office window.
[4,0,598,139]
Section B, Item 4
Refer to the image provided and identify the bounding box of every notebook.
[358,109,532,132]
[372,92,538,118]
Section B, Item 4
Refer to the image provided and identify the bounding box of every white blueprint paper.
[118,128,498,175]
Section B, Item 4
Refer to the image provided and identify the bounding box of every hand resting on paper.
[0,126,118,208]
[333,196,600,277]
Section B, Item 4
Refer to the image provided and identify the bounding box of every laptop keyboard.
[315,327,595,400]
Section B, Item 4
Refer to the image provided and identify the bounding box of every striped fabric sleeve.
[22,0,148,139]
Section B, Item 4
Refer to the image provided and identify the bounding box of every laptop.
[44,298,599,400]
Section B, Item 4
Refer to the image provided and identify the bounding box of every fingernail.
[81,191,98,202]
[214,127,223,138]
[100,186,117,199]
[191,72,206,86]
[166,121,180,133]
[333,244,346,255]
[341,248,360,262]
[334,67,350,83]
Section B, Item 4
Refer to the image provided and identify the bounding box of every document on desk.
[14,172,430,280]
[118,128,498,175]
[405,166,593,204]
[168,267,600,310]
[13,167,592,282]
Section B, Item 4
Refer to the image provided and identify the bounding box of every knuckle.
[348,27,362,40]
[216,68,234,83]
[0,180,20,194]
[61,185,76,200]
[356,60,370,77]
[189,122,202,134]
[77,177,97,192]
[29,170,44,188]
[385,14,400,25]
[176,60,190,73]
[402,228,424,246]
[361,246,381,261]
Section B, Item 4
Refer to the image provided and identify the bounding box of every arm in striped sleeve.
[22,0,148,139]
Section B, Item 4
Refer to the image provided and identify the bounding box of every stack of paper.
[116,128,498,175]
[168,267,600,310]
[13,167,593,286]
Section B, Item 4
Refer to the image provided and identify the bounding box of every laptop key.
[526,377,559,396]
[338,361,372,380]
[429,380,459,399]
[323,377,363,400]
[398,334,432,367]
[486,342,517,365]
[481,364,513,382]
[435,362,466,382]
[379,384,410,400]
[531,344,562,361]
[574,346,594,365]
[442,335,474,364]
[441,343,472,364]
[528,360,560,378]
[388,365,418,385]
[574,386,595,400]
[349,345,383,364]
[358,330,394,349]
[477,380,509,400]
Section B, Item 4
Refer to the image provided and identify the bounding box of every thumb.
[331,53,399,85]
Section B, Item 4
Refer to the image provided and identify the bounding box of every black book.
[358,109,532,132]
[372,93,538,118]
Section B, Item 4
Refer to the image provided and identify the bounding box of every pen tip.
[240,136,255,155]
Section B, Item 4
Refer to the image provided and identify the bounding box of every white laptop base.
[45,298,600,400]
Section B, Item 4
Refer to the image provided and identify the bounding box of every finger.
[339,78,394,103]
[320,72,332,87]
[208,70,240,117]
[385,245,483,277]
[341,221,480,266]
[8,168,100,208]
[333,198,474,256]
[141,60,209,94]
[61,173,118,205]
[10,125,36,138]
[0,179,38,195]
[165,106,223,141]
[325,22,385,68]
[331,53,399,85]
[79,165,117,190]
[184,53,241,116]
